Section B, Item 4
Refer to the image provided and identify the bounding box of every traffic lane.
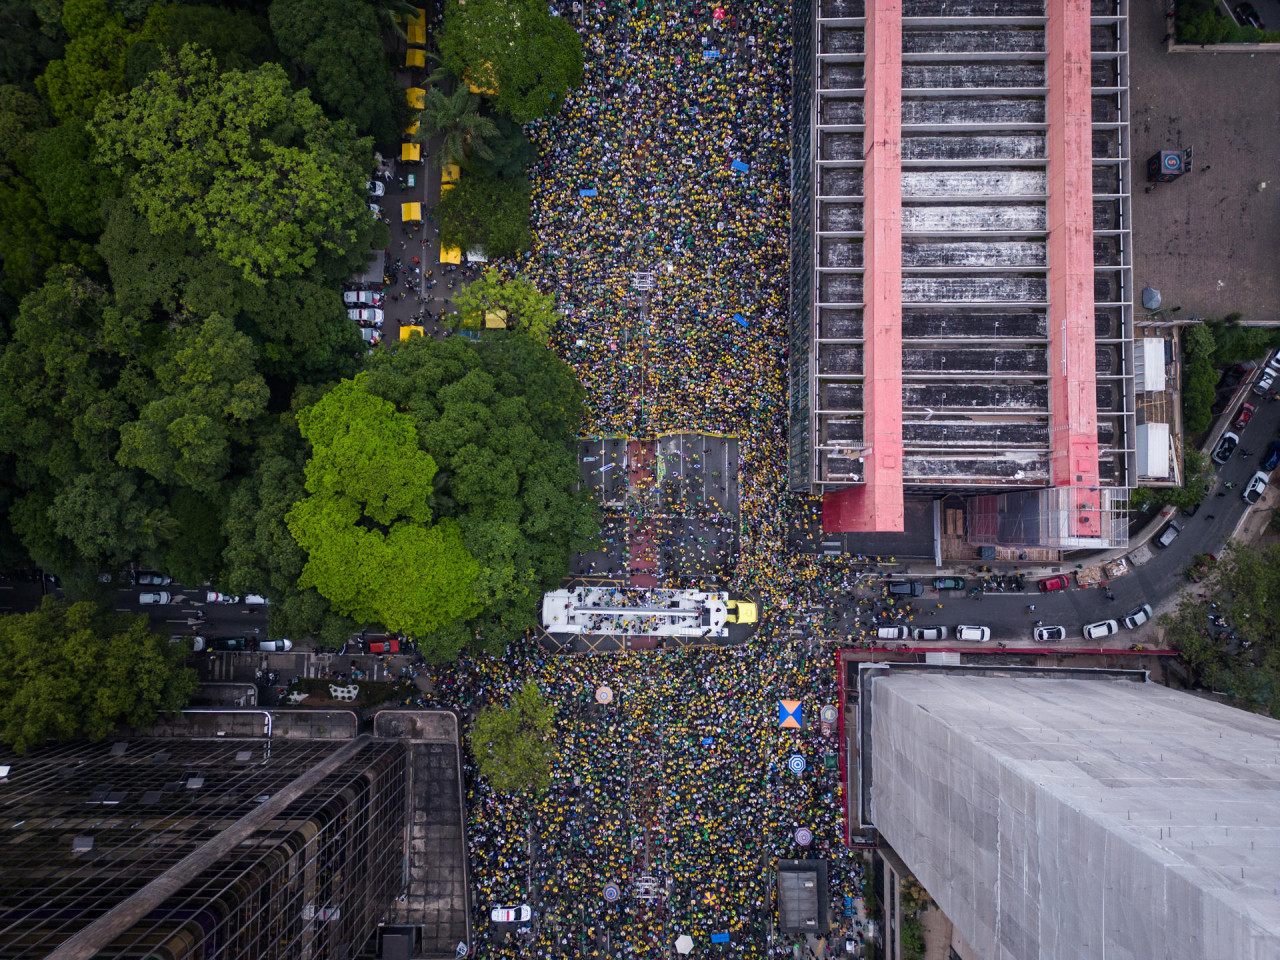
[112,586,269,637]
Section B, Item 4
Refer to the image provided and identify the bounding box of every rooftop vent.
[72,837,93,854]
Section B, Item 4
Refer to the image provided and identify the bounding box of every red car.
[1038,575,1071,593]
[1232,402,1256,430]
[366,638,400,654]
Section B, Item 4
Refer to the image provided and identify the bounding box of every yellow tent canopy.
[401,142,421,162]
[401,202,422,222]
[407,22,426,45]
[399,325,424,340]
[441,163,460,184]
[440,181,455,195]
[404,120,419,137]
[405,49,426,68]
[440,245,462,265]
[484,308,508,329]
[406,87,425,110]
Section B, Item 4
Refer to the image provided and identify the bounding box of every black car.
[886,581,923,597]
[1236,2,1265,29]
[207,636,248,652]
[1262,441,1280,473]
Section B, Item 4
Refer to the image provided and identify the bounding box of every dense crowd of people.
[422,0,875,955]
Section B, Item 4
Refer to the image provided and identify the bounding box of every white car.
[366,179,385,197]
[244,594,269,605]
[368,202,382,218]
[1033,625,1067,642]
[955,625,991,642]
[139,591,171,605]
[1242,470,1268,505]
[343,289,377,306]
[490,905,532,924]
[347,307,384,324]
[910,626,948,641]
[256,638,292,652]
[205,591,240,604]
[134,571,172,586]
[1122,604,1153,630]
[1083,619,1119,640]
[361,327,377,343]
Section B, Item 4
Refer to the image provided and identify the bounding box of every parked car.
[1242,470,1269,505]
[955,625,991,642]
[1266,348,1280,377]
[932,577,964,591]
[1212,431,1240,465]
[1033,625,1067,643]
[1082,619,1119,641]
[1252,369,1275,397]
[367,638,400,654]
[367,202,382,218]
[875,626,909,641]
[1037,575,1070,593]
[255,638,293,652]
[366,179,385,197]
[490,905,532,924]
[139,591,171,605]
[244,594,269,605]
[1263,442,1280,473]
[208,637,248,651]
[205,591,240,603]
[1235,2,1265,29]
[134,571,172,586]
[361,327,377,343]
[886,581,923,597]
[1122,604,1153,630]
[1232,402,1256,430]
[170,634,205,651]
[911,626,948,641]
[347,307,384,324]
[1155,520,1182,548]
[343,289,377,306]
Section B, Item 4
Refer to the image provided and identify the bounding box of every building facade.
[789,0,1136,548]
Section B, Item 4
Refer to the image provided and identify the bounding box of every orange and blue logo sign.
[778,700,801,729]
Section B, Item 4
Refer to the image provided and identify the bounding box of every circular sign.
[820,705,838,724]
[794,827,813,846]
[787,754,807,775]
[1164,153,1181,169]
[603,883,620,902]
[596,685,614,704]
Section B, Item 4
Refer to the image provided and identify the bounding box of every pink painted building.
[789,0,1135,549]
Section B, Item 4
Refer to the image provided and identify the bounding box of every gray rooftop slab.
[867,673,1280,960]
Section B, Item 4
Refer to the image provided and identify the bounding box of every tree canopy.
[91,47,378,284]
[451,269,559,343]
[470,681,557,793]
[438,0,583,123]
[436,171,531,259]
[0,597,199,753]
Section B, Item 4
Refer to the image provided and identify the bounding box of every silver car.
[139,591,171,605]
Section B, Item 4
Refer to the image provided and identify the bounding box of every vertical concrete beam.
[823,0,904,533]
[1046,0,1101,518]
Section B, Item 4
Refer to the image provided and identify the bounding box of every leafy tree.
[0,596,199,753]
[37,0,132,121]
[438,0,583,123]
[1181,323,1216,435]
[468,115,536,180]
[32,118,120,234]
[436,171,531,259]
[91,47,378,284]
[362,335,596,653]
[0,85,53,177]
[1162,542,1280,719]
[361,0,421,39]
[0,3,67,88]
[269,0,404,143]
[470,681,556,793]
[116,313,270,493]
[451,268,559,343]
[1208,315,1280,367]
[130,3,277,76]
[155,486,226,587]
[286,377,482,646]
[412,85,498,168]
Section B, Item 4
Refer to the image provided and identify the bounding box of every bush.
[1181,324,1217,435]
[1209,316,1280,366]
[1177,0,1280,43]
[899,917,925,960]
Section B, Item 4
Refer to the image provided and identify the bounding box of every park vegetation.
[470,681,557,793]
[0,0,594,711]
[1161,542,1280,719]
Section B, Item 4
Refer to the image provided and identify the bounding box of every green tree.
[37,0,132,121]
[468,115,536,180]
[436,172,531,259]
[412,85,498,168]
[470,681,556,793]
[286,377,482,645]
[362,0,421,39]
[91,47,378,284]
[129,3,277,79]
[269,0,404,143]
[1181,323,1217,435]
[117,313,270,493]
[0,596,199,753]
[0,85,52,177]
[32,118,120,234]
[437,0,583,123]
[0,3,67,88]
[451,268,559,343]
